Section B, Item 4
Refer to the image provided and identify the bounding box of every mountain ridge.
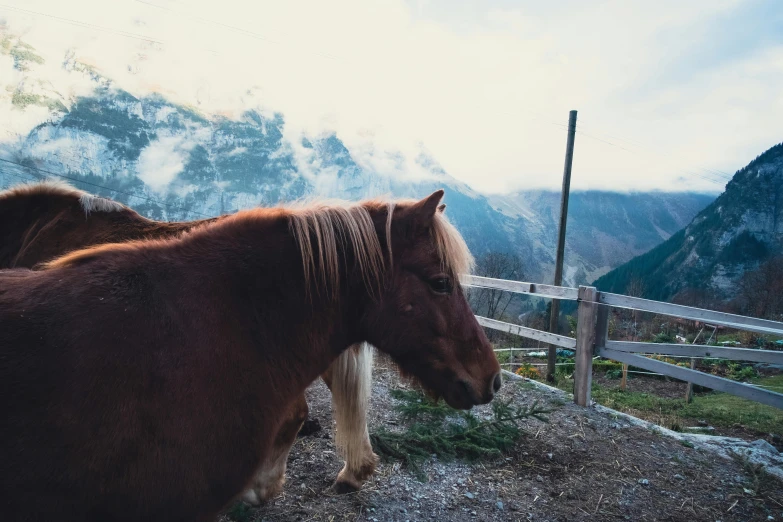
[0,29,714,286]
[594,142,783,302]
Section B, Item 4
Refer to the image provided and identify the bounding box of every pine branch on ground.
[370,389,551,480]
[388,389,455,421]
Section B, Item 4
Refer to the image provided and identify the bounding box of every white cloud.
[0,0,780,194]
[227,146,247,156]
[136,135,194,192]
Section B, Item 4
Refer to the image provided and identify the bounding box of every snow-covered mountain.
[0,28,713,285]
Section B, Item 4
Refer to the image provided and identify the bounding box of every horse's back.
[0,183,176,269]
[0,186,95,268]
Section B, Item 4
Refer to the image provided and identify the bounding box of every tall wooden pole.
[547,110,578,382]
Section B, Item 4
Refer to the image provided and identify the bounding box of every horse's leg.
[322,342,378,493]
[241,394,308,506]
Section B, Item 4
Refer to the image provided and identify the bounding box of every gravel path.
[220,358,783,522]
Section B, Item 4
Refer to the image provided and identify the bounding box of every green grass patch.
[495,350,512,365]
[370,389,551,480]
[590,375,783,435]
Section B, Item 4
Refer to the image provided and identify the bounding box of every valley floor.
[219,360,782,522]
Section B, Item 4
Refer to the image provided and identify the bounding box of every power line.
[0,4,164,45]
[0,166,41,185]
[134,0,341,62]
[556,120,725,187]
[573,120,733,184]
[0,156,215,218]
[574,127,728,188]
[573,117,734,183]
[0,2,341,63]
[0,3,221,55]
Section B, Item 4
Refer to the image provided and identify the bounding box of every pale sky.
[1,0,782,194]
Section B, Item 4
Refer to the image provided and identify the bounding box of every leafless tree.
[467,251,525,321]
[673,288,718,309]
[620,276,645,341]
[734,256,783,320]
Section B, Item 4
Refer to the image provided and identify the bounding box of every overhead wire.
[574,116,734,183]
[572,119,733,186]
[133,0,341,61]
[573,125,729,188]
[0,2,345,63]
[0,4,165,45]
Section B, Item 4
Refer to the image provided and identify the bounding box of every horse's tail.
[330,342,375,476]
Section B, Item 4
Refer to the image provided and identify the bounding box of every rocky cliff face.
[595,143,783,301]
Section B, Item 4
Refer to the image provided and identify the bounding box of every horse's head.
[363,190,501,409]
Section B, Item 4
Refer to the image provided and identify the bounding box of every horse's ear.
[410,190,444,221]
[400,190,444,237]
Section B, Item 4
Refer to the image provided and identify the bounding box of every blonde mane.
[287,199,389,301]
[286,195,475,301]
[431,209,475,277]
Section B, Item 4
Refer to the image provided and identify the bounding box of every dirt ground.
[221,359,783,522]
[592,372,690,399]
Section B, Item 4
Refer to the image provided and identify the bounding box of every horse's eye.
[429,277,452,294]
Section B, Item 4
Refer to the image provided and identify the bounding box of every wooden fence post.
[596,298,610,348]
[685,357,696,403]
[574,286,598,406]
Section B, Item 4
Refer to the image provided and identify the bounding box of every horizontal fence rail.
[470,276,783,410]
[476,316,576,349]
[499,362,574,367]
[605,341,783,365]
[492,348,571,353]
[599,292,783,337]
[462,275,579,300]
[597,346,783,410]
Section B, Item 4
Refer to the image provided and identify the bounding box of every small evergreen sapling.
[370,389,551,480]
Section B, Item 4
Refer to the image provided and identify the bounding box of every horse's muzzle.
[448,373,500,409]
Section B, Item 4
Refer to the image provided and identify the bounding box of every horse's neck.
[188,217,367,393]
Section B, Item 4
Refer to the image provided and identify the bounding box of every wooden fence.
[462,275,783,410]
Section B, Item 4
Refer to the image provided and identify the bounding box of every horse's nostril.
[493,373,502,393]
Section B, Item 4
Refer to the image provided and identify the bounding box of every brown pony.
[0,180,377,499]
[0,182,500,522]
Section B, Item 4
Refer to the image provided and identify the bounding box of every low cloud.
[0,0,781,194]
[136,135,195,192]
